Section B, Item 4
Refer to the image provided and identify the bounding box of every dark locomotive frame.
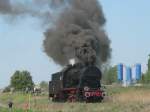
[49,63,105,102]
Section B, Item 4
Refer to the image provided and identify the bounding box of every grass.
[0,86,150,112]
[0,107,33,112]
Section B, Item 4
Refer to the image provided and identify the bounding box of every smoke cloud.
[0,0,53,23]
[0,0,11,14]
[0,0,111,67]
[44,0,111,66]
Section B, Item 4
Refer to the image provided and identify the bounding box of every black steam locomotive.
[49,63,105,102]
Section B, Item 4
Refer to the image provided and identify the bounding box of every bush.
[3,86,11,93]
[102,66,117,85]
[141,71,150,84]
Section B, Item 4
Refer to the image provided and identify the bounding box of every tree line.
[3,55,150,92]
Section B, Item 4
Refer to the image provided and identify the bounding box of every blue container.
[126,67,132,82]
[136,64,141,80]
[117,64,123,81]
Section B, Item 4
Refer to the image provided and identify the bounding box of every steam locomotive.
[49,63,105,102]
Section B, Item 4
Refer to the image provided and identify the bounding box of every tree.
[40,81,48,91]
[10,70,34,91]
[148,54,150,71]
[3,85,11,93]
[140,55,150,84]
[141,71,150,84]
[102,65,117,85]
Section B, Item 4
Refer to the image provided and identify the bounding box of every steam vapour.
[44,0,111,66]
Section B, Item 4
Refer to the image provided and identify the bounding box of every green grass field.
[0,86,150,112]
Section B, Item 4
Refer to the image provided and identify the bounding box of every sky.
[0,0,150,88]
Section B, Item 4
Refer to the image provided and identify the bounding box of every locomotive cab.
[49,72,63,98]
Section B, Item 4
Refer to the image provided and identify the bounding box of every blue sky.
[101,0,150,69]
[0,0,150,88]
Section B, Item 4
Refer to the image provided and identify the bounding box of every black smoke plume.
[0,0,53,22]
[0,0,111,66]
[44,0,111,66]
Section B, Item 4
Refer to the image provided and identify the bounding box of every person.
[8,101,13,112]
